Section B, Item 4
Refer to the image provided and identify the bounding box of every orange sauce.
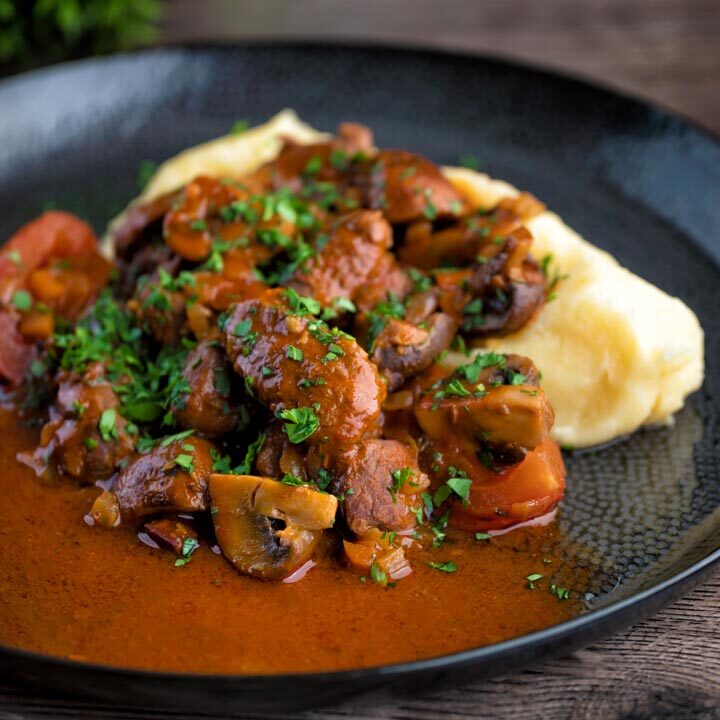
[0,408,585,674]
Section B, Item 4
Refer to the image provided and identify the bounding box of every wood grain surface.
[163,0,720,133]
[2,1,719,718]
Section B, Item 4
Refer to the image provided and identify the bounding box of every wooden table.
[3,1,719,717]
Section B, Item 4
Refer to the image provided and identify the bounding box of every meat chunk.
[334,439,429,536]
[20,363,134,481]
[224,289,385,451]
[401,207,546,336]
[111,437,216,522]
[357,150,466,224]
[109,190,180,260]
[173,340,241,436]
[288,210,392,306]
[132,277,187,345]
[255,420,309,480]
[261,123,375,194]
[371,313,457,391]
[353,254,413,313]
[144,518,198,556]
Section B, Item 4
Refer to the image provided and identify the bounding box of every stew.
[0,123,583,673]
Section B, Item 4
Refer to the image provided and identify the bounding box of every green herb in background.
[0,0,163,71]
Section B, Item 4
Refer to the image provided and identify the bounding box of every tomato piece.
[0,312,36,386]
[0,211,98,281]
[449,440,566,532]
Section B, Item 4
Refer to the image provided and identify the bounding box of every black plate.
[0,43,719,714]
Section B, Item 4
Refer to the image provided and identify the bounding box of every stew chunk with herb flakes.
[9,120,566,584]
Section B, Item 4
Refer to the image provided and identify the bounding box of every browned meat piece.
[400,198,542,270]
[116,243,181,300]
[371,313,458,391]
[132,278,187,345]
[333,439,429,536]
[144,518,198,556]
[353,254,413,313]
[260,123,375,194]
[224,289,385,451]
[288,210,392,306]
[356,149,466,224]
[173,340,241,436]
[19,363,134,481]
[400,205,545,336]
[255,421,308,480]
[109,190,180,259]
[415,353,552,467]
[112,437,216,522]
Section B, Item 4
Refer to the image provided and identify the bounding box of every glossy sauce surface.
[0,409,583,674]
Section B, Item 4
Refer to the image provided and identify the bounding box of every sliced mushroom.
[415,384,554,467]
[371,313,458,391]
[209,474,338,581]
[465,230,545,335]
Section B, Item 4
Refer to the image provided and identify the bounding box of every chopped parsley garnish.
[174,537,200,567]
[303,156,323,176]
[284,288,321,316]
[446,475,472,504]
[277,407,320,444]
[455,351,507,383]
[210,431,265,475]
[174,453,195,473]
[316,468,333,491]
[98,409,117,442]
[281,473,307,486]
[159,429,195,448]
[427,561,457,573]
[298,377,326,389]
[431,511,450,548]
[11,289,32,311]
[407,268,432,293]
[233,319,252,337]
[525,572,544,590]
[369,561,388,586]
[440,379,472,398]
[474,532,491,541]
[286,345,304,362]
[507,369,527,385]
[550,584,570,600]
[388,466,414,501]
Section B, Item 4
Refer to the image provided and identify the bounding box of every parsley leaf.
[276,407,320,444]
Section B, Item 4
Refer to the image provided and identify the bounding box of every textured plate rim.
[0,41,718,689]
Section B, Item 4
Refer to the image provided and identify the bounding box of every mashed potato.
[110,110,704,448]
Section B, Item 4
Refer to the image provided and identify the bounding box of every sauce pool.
[0,408,585,674]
